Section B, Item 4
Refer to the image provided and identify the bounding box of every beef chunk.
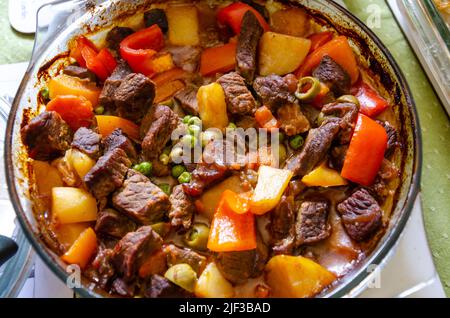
[141,105,179,160]
[321,102,359,144]
[84,148,131,200]
[368,158,399,200]
[163,244,207,274]
[88,246,115,288]
[253,75,295,109]
[217,72,257,115]
[296,200,331,245]
[112,278,137,296]
[95,208,137,239]
[144,9,168,33]
[63,65,96,82]
[337,188,382,242]
[71,127,102,159]
[285,118,341,177]
[169,185,195,231]
[277,103,310,136]
[21,111,72,161]
[215,234,268,284]
[99,61,133,107]
[241,0,270,20]
[183,162,228,197]
[270,194,296,255]
[164,45,201,73]
[378,121,400,157]
[174,86,199,115]
[112,226,163,281]
[106,27,134,51]
[102,128,137,162]
[312,55,351,96]
[145,274,191,298]
[202,139,246,169]
[236,11,264,82]
[112,170,170,224]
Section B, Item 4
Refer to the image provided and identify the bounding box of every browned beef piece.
[111,278,137,296]
[217,72,257,115]
[21,111,72,161]
[270,194,296,255]
[95,208,137,239]
[377,120,400,157]
[337,188,382,242]
[89,245,115,289]
[241,0,270,20]
[253,75,295,110]
[145,274,192,298]
[71,127,102,159]
[114,73,156,123]
[285,118,341,177]
[368,158,399,200]
[63,65,96,82]
[99,61,133,107]
[144,9,168,33]
[312,55,351,96]
[163,244,207,275]
[106,26,134,51]
[321,102,359,144]
[236,11,263,82]
[296,200,331,245]
[102,128,137,162]
[150,158,171,177]
[112,226,163,281]
[169,185,195,231]
[141,105,179,160]
[183,163,228,197]
[277,103,310,136]
[112,170,170,224]
[202,139,246,169]
[163,45,202,73]
[84,148,131,200]
[215,234,268,284]
[174,86,199,115]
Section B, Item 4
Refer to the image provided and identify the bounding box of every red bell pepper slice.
[217,2,270,34]
[308,31,334,53]
[96,48,118,74]
[70,36,98,68]
[352,81,389,117]
[341,114,388,186]
[81,46,110,81]
[46,95,94,131]
[119,25,164,76]
[207,192,256,252]
[199,42,237,76]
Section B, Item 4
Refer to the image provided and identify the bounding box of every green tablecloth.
[0,0,448,296]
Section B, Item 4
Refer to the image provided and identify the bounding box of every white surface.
[0,62,445,298]
[8,0,56,34]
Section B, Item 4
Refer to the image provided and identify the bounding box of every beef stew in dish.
[21,1,402,298]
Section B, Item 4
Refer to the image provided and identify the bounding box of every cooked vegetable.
[341,114,387,186]
[169,146,184,163]
[172,165,186,178]
[201,129,222,147]
[164,263,198,292]
[70,36,98,68]
[133,161,152,176]
[95,115,140,140]
[254,106,279,130]
[66,149,96,179]
[222,189,251,214]
[185,223,210,251]
[61,227,98,269]
[353,81,389,117]
[188,116,202,127]
[46,95,94,131]
[155,80,186,104]
[250,165,293,215]
[119,25,164,75]
[144,8,168,33]
[217,2,270,34]
[48,74,100,107]
[208,192,256,252]
[197,83,229,129]
[159,154,170,165]
[150,222,171,238]
[150,53,175,75]
[270,8,310,37]
[166,5,200,46]
[311,82,331,109]
[295,76,321,101]
[337,94,360,106]
[200,42,237,76]
[301,162,348,187]
[295,36,359,84]
[158,183,171,195]
[308,31,334,53]
[178,171,192,184]
[278,144,287,162]
[181,134,197,148]
[152,67,187,86]
[94,106,104,115]
[289,135,304,150]
[259,32,311,76]
[32,160,63,199]
[188,125,201,138]
[195,262,234,298]
[265,255,336,297]
[52,187,98,224]
[40,86,50,101]
[55,223,91,250]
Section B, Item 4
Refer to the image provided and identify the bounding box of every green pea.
[164,264,197,292]
[289,135,304,150]
[182,115,192,124]
[227,122,237,130]
[159,153,170,165]
[184,223,210,251]
[278,131,285,143]
[158,183,171,195]
[188,116,202,127]
[181,134,197,148]
[172,165,186,178]
[151,222,171,238]
[178,171,191,184]
[40,87,50,101]
[134,161,152,176]
[94,106,105,115]
[188,124,201,137]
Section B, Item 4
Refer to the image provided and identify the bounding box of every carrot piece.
[48,74,101,107]
[95,115,140,140]
[308,31,334,53]
[154,79,186,103]
[254,106,280,130]
[61,227,97,269]
[151,67,187,86]
[200,42,237,77]
[46,95,94,131]
[222,190,251,214]
[295,36,359,84]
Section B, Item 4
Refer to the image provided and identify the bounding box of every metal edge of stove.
[387,0,450,116]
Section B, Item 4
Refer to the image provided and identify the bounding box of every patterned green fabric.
[0,0,448,296]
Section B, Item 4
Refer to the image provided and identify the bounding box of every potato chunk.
[259,32,311,76]
[66,149,96,179]
[167,5,200,46]
[52,187,97,224]
[197,82,229,130]
[195,262,234,298]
